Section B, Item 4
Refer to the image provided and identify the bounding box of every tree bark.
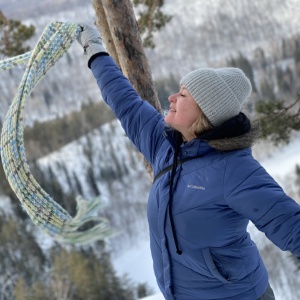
[92,1,120,67]
[92,0,162,111]
[92,0,163,179]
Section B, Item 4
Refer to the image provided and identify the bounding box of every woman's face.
[164,85,201,141]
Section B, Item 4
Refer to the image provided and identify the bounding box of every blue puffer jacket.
[90,55,300,300]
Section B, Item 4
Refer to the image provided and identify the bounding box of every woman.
[77,24,300,300]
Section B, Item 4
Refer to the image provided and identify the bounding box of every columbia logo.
[187,184,205,190]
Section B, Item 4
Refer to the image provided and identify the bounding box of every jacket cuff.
[88,52,109,69]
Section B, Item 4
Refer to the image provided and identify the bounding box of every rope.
[0,21,113,244]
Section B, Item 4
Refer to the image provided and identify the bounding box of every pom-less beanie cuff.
[180,68,252,127]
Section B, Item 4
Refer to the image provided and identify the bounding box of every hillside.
[1,1,300,299]
[1,0,87,20]
[2,0,300,124]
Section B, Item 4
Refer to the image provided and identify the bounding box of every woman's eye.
[180,94,185,97]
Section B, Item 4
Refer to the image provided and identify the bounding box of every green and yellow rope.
[0,21,113,244]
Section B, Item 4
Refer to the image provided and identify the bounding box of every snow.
[258,136,300,183]
[1,1,300,298]
[140,294,164,300]
[113,239,159,294]
[0,195,14,217]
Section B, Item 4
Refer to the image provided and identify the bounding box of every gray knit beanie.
[180,68,252,126]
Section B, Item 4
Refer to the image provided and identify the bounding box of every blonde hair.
[189,109,213,137]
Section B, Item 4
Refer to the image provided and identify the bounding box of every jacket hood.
[164,120,261,153]
[206,120,261,152]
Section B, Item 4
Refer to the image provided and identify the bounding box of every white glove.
[77,24,107,62]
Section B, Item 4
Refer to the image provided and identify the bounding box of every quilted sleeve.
[224,153,300,257]
[90,55,166,165]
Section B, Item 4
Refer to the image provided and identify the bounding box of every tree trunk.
[92,1,120,66]
[92,0,163,180]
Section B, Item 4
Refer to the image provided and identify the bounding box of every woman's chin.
[164,114,173,123]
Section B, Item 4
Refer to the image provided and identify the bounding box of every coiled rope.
[0,21,113,244]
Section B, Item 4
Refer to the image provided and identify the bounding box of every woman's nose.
[168,93,177,102]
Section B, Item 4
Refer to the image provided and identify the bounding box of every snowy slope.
[258,136,300,192]
[2,0,300,124]
[1,1,300,299]
[36,120,152,254]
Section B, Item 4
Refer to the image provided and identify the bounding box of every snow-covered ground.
[113,135,300,300]
[113,239,159,295]
[258,136,300,188]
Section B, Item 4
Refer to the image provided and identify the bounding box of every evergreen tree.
[0,10,35,57]
[137,282,154,298]
[294,40,300,64]
[254,47,268,70]
[133,0,172,48]
[254,38,300,145]
[259,78,275,100]
[73,172,84,196]
[229,52,257,93]
[48,245,136,300]
[294,38,300,76]
[0,218,45,299]
[45,165,77,215]
[83,135,101,196]
[23,101,116,161]
[13,278,30,300]
[0,11,36,217]
[276,66,294,94]
[255,93,300,144]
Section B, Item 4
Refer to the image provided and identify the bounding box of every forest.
[1,1,300,299]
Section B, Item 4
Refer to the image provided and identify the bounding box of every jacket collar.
[179,139,214,160]
[163,128,214,160]
[163,118,260,155]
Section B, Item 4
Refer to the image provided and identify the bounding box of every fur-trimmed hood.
[206,121,261,152]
